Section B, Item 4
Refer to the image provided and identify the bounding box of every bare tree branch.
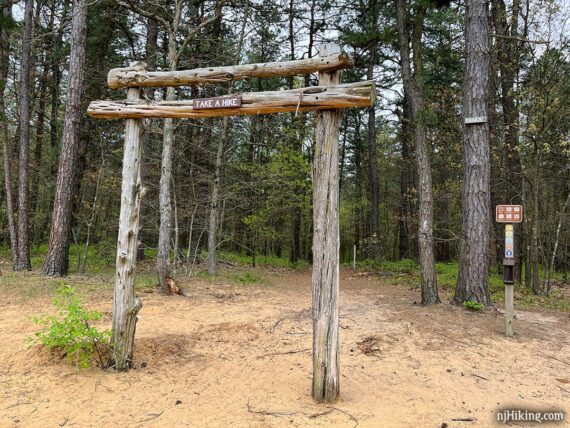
[112,0,172,34]
[175,0,227,64]
[493,34,548,44]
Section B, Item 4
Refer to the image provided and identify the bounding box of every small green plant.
[30,285,110,369]
[463,300,485,311]
[235,271,262,284]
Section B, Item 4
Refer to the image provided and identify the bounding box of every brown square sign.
[496,205,523,223]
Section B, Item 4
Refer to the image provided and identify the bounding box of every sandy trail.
[1,268,568,427]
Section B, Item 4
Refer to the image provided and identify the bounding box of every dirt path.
[1,268,569,427]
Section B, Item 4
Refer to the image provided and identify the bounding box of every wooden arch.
[87,43,375,403]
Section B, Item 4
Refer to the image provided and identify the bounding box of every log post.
[312,43,341,403]
[109,85,145,370]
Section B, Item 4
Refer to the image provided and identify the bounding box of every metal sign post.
[495,205,523,338]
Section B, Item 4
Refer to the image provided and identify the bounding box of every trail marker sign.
[496,205,524,338]
[496,205,523,223]
[194,95,242,110]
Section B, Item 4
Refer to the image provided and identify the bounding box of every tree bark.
[367,51,380,252]
[109,86,144,370]
[545,189,570,293]
[312,43,341,404]
[206,118,226,275]
[45,0,88,276]
[135,16,159,263]
[395,0,439,304]
[0,0,17,267]
[529,147,541,294]
[30,58,49,240]
[156,38,178,292]
[15,0,34,271]
[455,0,492,306]
[398,95,413,259]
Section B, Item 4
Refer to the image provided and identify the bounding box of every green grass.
[228,270,265,285]
[1,243,161,276]
[354,258,418,273]
[2,244,567,311]
[352,258,569,312]
[218,251,310,270]
[515,288,570,311]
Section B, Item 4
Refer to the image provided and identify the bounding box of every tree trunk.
[30,0,57,239]
[109,86,144,370]
[135,16,159,263]
[287,0,302,265]
[15,0,34,271]
[530,148,541,294]
[30,60,49,242]
[290,209,301,263]
[353,115,363,253]
[395,0,439,304]
[491,0,525,281]
[156,38,177,292]
[545,189,570,293]
[415,111,439,304]
[207,4,249,275]
[398,99,412,259]
[207,117,226,275]
[367,52,380,254]
[45,0,88,276]
[81,158,105,273]
[455,0,492,306]
[157,101,175,289]
[0,0,17,267]
[312,43,341,404]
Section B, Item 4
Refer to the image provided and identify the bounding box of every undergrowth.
[29,285,110,369]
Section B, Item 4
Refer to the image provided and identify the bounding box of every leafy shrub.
[30,285,110,369]
[463,300,485,311]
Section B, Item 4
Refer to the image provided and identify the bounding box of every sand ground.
[1,267,569,427]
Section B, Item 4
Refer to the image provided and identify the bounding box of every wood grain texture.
[311,43,341,404]
[109,87,145,370]
[44,0,88,276]
[505,283,514,337]
[88,81,374,119]
[107,53,354,89]
[395,0,439,304]
[455,0,492,306]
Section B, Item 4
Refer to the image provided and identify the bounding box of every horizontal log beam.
[87,81,376,119]
[107,53,354,89]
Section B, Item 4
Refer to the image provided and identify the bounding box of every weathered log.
[109,87,145,370]
[107,53,354,89]
[311,43,341,403]
[88,81,375,119]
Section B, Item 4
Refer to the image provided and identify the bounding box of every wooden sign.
[194,95,242,110]
[87,81,376,119]
[496,205,523,223]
